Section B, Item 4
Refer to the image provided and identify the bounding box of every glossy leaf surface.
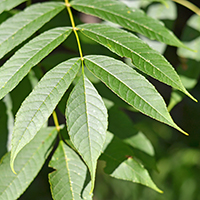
[0,127,57,200]
[71,0,186,48]
[0,27,72,100]
[10,58,81,172]
[49,141,92,200]
[66,73,108,191]
[0,2,65,59]
[84,55,187,135]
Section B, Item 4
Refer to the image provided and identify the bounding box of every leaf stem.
[65,0,84,63]
[53,111,60,132]
[172,0,200,16]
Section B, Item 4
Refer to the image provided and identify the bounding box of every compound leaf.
[0,27,72,100]
[10,58,81,172]
[0,127,58,200]
[66,73,108,192]
[71,0,187,48]
[0,1,65,59]
[49,141,92,200]
[78,23,195,101]
[84,55,187,135]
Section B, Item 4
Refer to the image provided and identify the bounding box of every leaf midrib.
[80,27,182,91]
[85,57,173,126]
[0,129,55,198]
[13,58,78,160]
[72,1,171,43]
[0,3,65,50]
[0,29,71,92]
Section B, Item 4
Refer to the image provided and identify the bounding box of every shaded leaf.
[71,0,187,48]
[147,1,176,20]
[0,127,58,200]
[0,2,65,59]
[78,23,195,101]
[49,141,92,200]
[168,60,200,111]
[0,0,27,14]
[84,55,187,135]
[178,37,200,61]
[10,58,81,172]
[108,106,157,170]
[100,131,162,193]
[66,73,108,192]
[0,27,72,100]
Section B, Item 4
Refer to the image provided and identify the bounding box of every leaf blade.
[84,55,187,135]
[66,73,108,192]
[0,127,57,200]
[49,141,92,200]
[0,27,72,100]
[78,23,195,101]
[10,58,81,172]
[0,0,27,14]
[101,131,162,193]
[71,0,186,48]
[0,1,65,59]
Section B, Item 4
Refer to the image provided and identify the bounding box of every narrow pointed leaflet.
[78,23,196,101]
[0,127,58,200]
[84,55,187,135]
[71,0,188,48]
[0,27,72,100]
[66,74,108,192]
[49,141,92,200]
[0,2,65,59]
[10,58,81,173]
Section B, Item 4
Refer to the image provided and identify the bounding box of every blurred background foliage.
[0,0,200,199]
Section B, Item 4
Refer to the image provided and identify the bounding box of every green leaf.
[178,37,200,61]
[100,131,162,193]
[0,0,27,14]
[10,58,81,172]
[71,0,186,48]
[0,100,8,158]
[49,141,92,200]
[0,2,65,59]
[108,106,155,156]
[108,106,157,170]
[0,127,58,200]
[78,23,195,101]
[147,1,176,20]
[84,55,187,135]
[168,60,200,111]
[66,73,108,192]
[0,27,72,101]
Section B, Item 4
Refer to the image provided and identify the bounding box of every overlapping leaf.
[0,0,27,14]
[71,0,187,48]
[66,73,108,192]
[10,58,81,172]
[78,23,195,101]
[100,131,162,193]
[49,141,92,200]
[0,1,65,59]
[84,55,187,135]
[0,127,57,200]
[0,27,72,100]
